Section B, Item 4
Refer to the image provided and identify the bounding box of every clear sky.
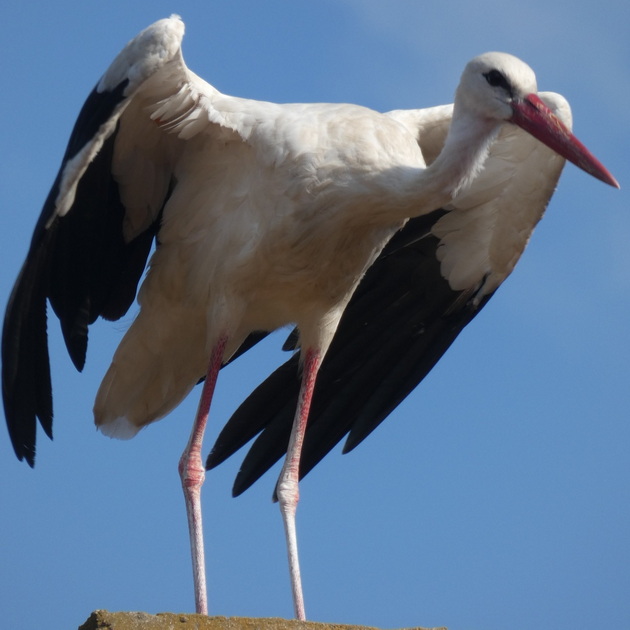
[1,2,628,629]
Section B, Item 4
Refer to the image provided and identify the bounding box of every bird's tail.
[94,305,209,439]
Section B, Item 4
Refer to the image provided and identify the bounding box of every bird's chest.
[149,134,403,328]
[157,179,393,324]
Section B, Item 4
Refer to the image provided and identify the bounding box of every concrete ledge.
[78,610,446,630]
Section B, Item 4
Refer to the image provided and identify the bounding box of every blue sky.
[1,2,628,629]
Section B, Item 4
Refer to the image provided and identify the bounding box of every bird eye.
[484,70,510,91]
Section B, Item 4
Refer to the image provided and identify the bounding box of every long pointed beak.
[511,94,619,188]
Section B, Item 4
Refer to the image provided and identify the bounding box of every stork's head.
[457,52,537,120]
[456,52,619,187]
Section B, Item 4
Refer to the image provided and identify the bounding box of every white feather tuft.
[97,416,142,440]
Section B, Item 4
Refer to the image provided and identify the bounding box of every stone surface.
[78,610,446,630]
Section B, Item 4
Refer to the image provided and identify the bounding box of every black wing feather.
[2,81,160,466]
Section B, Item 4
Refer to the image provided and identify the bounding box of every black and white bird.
[2,15,618,620]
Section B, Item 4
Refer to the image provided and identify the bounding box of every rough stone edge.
[78,610,446,630]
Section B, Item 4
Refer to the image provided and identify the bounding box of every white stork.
[2,15,618,620]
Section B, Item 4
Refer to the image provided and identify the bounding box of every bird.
[206,92,587,494]
[1,15,618,620]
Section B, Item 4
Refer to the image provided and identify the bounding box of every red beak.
[510,94,619,188]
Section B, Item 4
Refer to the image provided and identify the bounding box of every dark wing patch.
[2,82,161,466]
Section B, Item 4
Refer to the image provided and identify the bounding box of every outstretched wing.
[2,16,237,465]
[207,92,572,496]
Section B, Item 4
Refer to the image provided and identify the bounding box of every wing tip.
[15,446,37,469]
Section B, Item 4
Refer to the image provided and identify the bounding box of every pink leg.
[276,347,321,621]
[178,334,228,615]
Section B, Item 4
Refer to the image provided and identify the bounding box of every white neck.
[431,109,501,198]
[371,108,502,222]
